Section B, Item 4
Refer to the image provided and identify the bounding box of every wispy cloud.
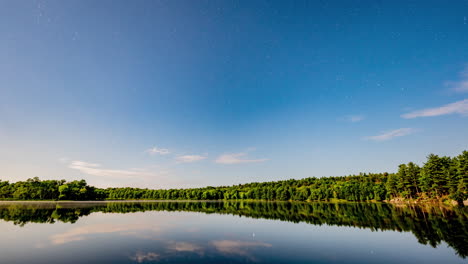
[145,146,170,155]
[445,65,468,93]
[346,115,365,122]
[69,161,157,178]
[450,81,468,93]
[401,99,468,119]
[51,224,137,245]
[215,152,268,164]
[67,160,185,188]
[130,252,159,263]
[50,222,164,245]
[175,155,207,163]
[366,128,416,141]
[49,212,179,245]
[167,242,203,253]
[211,240,271,260]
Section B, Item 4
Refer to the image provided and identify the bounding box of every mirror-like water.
[0,201,466,264]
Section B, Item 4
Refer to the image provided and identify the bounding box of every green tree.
[386,174,398,199]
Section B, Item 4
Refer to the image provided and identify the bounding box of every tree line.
[0,178,107,201]
[0,150,467,204]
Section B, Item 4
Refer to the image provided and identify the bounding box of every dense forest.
[0,151,467,204]
[1,201,467,258]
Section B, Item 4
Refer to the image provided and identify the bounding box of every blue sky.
[1,0,467,188]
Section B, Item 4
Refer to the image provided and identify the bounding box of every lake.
[0,201,466,264]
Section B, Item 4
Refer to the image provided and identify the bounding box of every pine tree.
[457,151,468,184]
[406,162,421,197]
[447,157,459,194]
[385,173,398,199]
[421,154,447,197]
[397,164,409,197]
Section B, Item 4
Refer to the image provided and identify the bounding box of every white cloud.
[215,152,268,164]
[145,146,170,155]
[66,160,185,188]
[50,221,166,245]
[211,240,271,260]
[347,115,365,122]
[51,223,139,245]
[366,128,416,141]
[450,81,468,93]
[446,65,468,93]
[69,161,156,179]
[49,211,180,245]
[167,242,203,253]
[175,155,207,163]
[130,252,159,263]
[401,99,468,119]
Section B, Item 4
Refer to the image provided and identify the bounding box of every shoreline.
[0,199,466,206]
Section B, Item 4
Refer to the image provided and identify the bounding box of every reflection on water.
[0,201,466,263]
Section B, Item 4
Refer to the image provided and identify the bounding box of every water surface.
[0,201,466,264]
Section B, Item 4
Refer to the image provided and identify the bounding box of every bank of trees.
[0,177,106,200]
[387,151,468,204]
[1,151,467,203]
[104,150,467,204]
[103,173,388,202]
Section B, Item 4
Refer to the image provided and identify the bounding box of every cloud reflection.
[211,240,272,260]
[49,219,167,245]
[130,251,159,263]
[167,241,203,253]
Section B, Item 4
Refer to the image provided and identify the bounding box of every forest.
[0,150,467,205]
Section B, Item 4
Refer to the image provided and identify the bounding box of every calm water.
[0,201,466,264]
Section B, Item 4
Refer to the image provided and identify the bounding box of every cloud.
[215,153,268,164]
[346,115,365,122]
[130,252,159,263]
[445,65,468,93]
[69,161,156,179]
[50,222,164,245]
[50,224,134,245]
[211,240,271,260]
[401,99,468,119]
[450,81,468,93]
[366,128,416,141]
[66,160,185,188]
[175,155,207,163]
[145,147,170,155]
[167,242,203,253]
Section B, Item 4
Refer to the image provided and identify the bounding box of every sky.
[1,0,467,188]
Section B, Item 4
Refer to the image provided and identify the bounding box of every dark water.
[0,201,466,264]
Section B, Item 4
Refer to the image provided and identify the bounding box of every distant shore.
[1,150,467,207]
[0,199,466,207]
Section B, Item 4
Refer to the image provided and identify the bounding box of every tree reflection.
[0,201,467,258]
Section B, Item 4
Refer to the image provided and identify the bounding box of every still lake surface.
[0,201,466,264]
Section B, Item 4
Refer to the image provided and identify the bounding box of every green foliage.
[0,178,105,201]
[1,150,467,203]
